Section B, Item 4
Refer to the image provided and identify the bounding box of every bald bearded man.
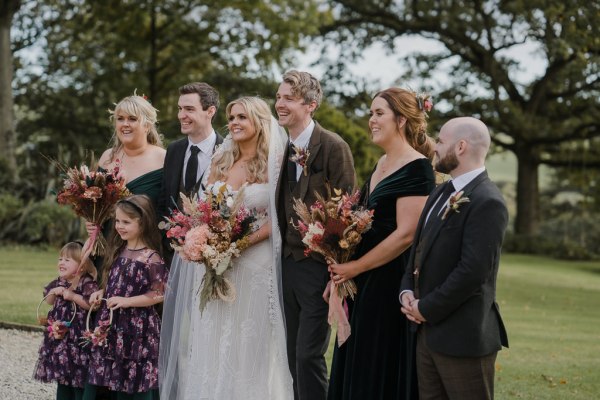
[400,117,509,400]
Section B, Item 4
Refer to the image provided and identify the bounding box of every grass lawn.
[1,247,599,399]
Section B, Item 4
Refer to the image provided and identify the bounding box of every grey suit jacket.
[400,171,509,357]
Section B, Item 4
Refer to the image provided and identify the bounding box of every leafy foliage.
[319,0,600,234]
[8,0,328,191]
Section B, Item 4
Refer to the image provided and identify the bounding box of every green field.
[1,247,599,399]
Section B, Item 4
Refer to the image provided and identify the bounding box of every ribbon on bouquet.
[79,225,99,272]
[328,281,351,347]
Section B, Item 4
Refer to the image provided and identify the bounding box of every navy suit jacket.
[158,134,223,221]
[400,171,509,357]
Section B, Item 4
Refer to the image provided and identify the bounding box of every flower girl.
[34,241,99,400]
[83,195,167,400]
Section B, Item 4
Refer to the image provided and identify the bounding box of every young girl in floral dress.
[83,194,167,400]
[34,241,99,400]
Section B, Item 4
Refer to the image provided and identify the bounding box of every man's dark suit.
[276,122,356,400]
[158,134,223,262]
[400,171,508,399]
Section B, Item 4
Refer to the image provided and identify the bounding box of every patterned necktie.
[287,142,297,190]
[184,145,200,193]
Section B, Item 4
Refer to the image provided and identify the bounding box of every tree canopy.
[319,0,600,234]
[5,0,375,201]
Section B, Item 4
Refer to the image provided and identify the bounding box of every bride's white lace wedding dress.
[160,118,292,400]
[182,183,291,399]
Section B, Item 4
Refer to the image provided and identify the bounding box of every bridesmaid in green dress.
[98,93,166,207]
[327,88,436,400]
[84,94,165,400]
[85,93,166,261]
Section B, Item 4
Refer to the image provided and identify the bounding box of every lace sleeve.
[145,251,167,296]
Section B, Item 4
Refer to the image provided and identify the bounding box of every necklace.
[127,246,147,251]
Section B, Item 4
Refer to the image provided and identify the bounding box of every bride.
[159,96,293,399]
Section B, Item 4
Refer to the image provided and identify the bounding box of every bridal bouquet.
[159,182,258,312]
[291,187,374,300]
[55,162,130,257]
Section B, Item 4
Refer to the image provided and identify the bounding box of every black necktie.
[185,145,200,193]
[423,181,455,233]
[287,142,297,190]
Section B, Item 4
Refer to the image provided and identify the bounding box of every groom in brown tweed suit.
[275,70,356,400]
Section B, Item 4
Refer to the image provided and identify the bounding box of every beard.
[435,150,459,174]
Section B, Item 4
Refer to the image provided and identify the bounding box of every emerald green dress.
[125,168,163,212]
[328,158,435,400]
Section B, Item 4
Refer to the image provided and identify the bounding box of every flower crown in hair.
[416,92,433,113]
[132,88,150,103]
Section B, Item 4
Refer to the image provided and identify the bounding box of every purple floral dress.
[34,274,99,387]
[87,248,167,394]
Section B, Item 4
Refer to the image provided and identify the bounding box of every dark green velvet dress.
[124,168,163,212]
[328,158,435,400]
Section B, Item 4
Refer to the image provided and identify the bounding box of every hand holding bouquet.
[159,182,259,313]
[55,162,130,258]
[292,187,373,346]
[292,187,374,299]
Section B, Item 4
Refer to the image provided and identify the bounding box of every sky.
[294,35,551,185]
[296,35,548,96]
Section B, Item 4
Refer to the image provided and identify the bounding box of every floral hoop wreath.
[81,298,114,347]
[36,294,77,340]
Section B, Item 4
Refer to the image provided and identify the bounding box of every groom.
[400,117,509,400]
[158,82,224,263]
[275,70,356,400]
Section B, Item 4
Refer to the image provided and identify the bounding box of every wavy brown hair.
[282,70,323,114]
[374,88,434,161]
[100,195,162,288]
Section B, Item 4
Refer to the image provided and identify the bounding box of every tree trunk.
[0,0,18,175]
[148,0,157,100]
[514,147,540,235]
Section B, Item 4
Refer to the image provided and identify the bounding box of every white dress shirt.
[424,167,486,223]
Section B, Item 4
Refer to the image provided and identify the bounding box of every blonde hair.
[60,242,97,281]
[211,97,271,184]
[374,88,435,160]
[107,93,163,162]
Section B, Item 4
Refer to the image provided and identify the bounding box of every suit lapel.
[169,139,188,205]
[275,137,290,214]
[299,124,322,200]
[415,184,445,239]
[418,171,489,263]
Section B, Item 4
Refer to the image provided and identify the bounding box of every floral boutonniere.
[441,190,470,220]
[290,144,310,176]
